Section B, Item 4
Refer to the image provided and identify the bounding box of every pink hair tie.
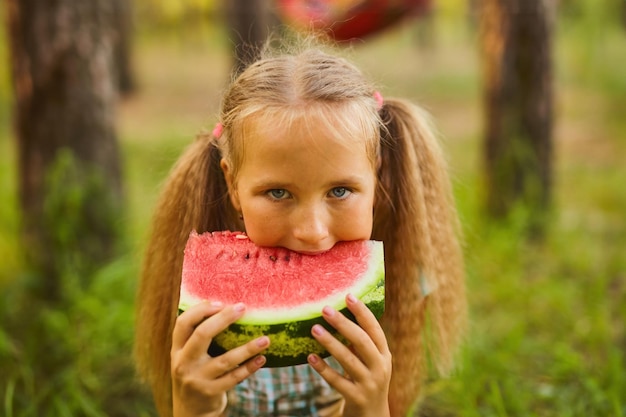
[212,122,223,139]
[373,91,384,110]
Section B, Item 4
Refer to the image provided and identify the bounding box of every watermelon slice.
[179,230,385,367]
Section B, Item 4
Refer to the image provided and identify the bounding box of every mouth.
[295,248,332,256]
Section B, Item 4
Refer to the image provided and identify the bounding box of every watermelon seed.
[284,256,290,261]
[245,253,250,260]
[269,255,277,262]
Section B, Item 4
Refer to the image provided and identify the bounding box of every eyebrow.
[326,176,369,187]
[250,180,291,191]
[251,175,370,190]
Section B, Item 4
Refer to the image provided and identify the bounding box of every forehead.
[242,101,377,157]
[237,108,375,181]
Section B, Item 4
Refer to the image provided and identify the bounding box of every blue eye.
[330,187,350,198]
[268,189,289,200]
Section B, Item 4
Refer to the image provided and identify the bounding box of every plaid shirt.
[226,357,344,417]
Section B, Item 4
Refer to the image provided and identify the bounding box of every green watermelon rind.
[208,281,384,368]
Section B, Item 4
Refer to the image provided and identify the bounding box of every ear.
[220,158,241,212]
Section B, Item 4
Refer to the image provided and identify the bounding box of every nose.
[291,203,330,247]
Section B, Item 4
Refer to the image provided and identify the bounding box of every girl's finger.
[311,319,369,380]
[211,354,268,392]
[317,297,391,375]
[345,293,390,355]
[204,335,271,379]
[182,303,247,359]
[171,301,225,352]
[307,354,354,395]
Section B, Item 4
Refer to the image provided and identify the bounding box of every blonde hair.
[134,43,466,417]
[218,48,381,182]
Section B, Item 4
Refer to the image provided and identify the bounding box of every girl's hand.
[307,294,392,417]
[171,301,270,417]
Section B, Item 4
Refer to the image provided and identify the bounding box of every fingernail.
[210,301,224,308]
[308,354,319,364]
[254,355,266,366]
[347,293,357,304]
[312,324,325,336]
[234,302,246,312]
[256,336,270,348]
[322,306,335,317]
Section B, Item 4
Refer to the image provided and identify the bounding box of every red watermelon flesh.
[180,230,384,324]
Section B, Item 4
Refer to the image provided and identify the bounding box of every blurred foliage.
[36,150,123,295]
[1,0,625,415]
[0,146,153,415]
[134,0,221,27]
[0,256,156,416]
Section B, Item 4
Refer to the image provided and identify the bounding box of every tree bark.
[480,0,553,228]
[6,0,123,297]
[225,0,278,75]
[112,0,136,96]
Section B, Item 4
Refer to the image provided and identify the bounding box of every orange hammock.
[276,0,432,41]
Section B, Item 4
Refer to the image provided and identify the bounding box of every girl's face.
[221,113,376,254]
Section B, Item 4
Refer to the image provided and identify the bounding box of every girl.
[134,44,466,417]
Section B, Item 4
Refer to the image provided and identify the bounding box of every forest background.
[0,0,625,416]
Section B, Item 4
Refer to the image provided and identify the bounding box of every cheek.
[353,210,374,239]
[243,223,282,248]
[361,191,376,237]
[240,204,283,245]
[337,198,375,240]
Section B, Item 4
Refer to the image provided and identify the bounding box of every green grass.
[1,7,625,417]
[434,196,626,416]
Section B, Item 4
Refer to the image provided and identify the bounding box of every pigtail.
[373,98,466,415]
[134,134,241,417]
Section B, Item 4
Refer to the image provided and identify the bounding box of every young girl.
[134,43,466,417]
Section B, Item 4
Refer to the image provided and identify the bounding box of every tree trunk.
[480,0,553,229]
[225,0,278,75]
[6,0,123,298]
[112,0,136,96]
